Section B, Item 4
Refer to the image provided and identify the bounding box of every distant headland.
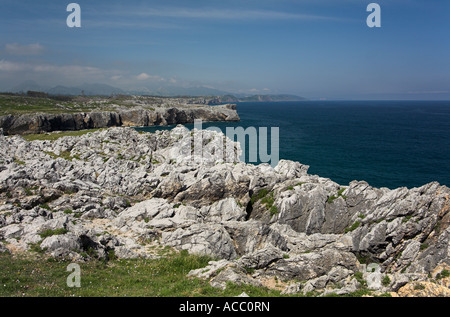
[0,92,240,135]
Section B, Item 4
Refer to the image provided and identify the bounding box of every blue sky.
[1,0,449,99]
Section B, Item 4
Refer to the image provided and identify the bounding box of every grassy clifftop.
[0,93,217,116]
[0,94,154,116]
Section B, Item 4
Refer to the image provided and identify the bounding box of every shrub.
[261,192,275,208]
[39,203,51,211]
[269,205,278,216]
[382,275,391,286]
[354,271,367,287]
[250,189,269,205]
[13,158,25,165]
[39,228,68,239]
[327,188,347,203]
[250,189,278,216]
[345,221,361,233]
[402,215,413,223]
[414,283,426,290]
[436,269,449,280]
[24,187,33,196]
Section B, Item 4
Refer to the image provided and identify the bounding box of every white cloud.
[5,43,44,56]
[32,64,102,75]
[0,60,105,77]
[136,72,151,80]
[0,59,120,88]
[136,72,167,82]
[0,59,27,71]
[0,59,235,94]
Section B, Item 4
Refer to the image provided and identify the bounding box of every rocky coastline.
[0,101,239,135]
[0,125,449,297]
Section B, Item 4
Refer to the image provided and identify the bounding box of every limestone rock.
[209,266,262,290]
[1,124,449,296]
[40,234,80,252]
[161,223,238,260]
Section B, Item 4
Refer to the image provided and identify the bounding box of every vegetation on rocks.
[0,125,449,297]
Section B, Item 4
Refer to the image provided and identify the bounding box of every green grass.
[39,228,69,239]
[250,189,278,216]
[0,251,393,297]
[382,275,391,286]
[0,94,163,117]
[43,150,81,161]
[13,158,26,165]
[269,205,278,216]
[402,215,413,223]
[24,187,33,196]
[0,94,98,116]
[0,95,68,115]
[0,251,285,297]
[23,129,102,142]
[353,271,367,288]
[39,203,51,211]
[327,188,348,204]
[436,269,449,280]
[0,94,123,116]
[286,182,305,190]
[250,189,269,205]
[414,283,426,290]
[344,221,361,233]
[260,192,275,209]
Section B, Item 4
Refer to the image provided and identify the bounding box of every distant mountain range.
[8,80,307,101]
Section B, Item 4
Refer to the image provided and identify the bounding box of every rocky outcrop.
[0,126,449,296]
[0,103,239,135]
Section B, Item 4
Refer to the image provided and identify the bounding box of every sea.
[135,100,450,190]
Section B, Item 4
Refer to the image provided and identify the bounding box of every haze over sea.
[137,101,450,190]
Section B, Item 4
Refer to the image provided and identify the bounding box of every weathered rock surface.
[0,125,449,296]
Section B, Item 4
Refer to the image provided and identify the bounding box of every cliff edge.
[0,94,239,135]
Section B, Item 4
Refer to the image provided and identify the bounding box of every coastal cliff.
[0,104,239,135]
[0,126,449,296]
[0,94,239,135]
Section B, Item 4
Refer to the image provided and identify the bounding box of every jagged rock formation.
[0,126,449,296]
[0,103,239,135]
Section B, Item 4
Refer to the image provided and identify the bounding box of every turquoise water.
[135,101,450,189]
